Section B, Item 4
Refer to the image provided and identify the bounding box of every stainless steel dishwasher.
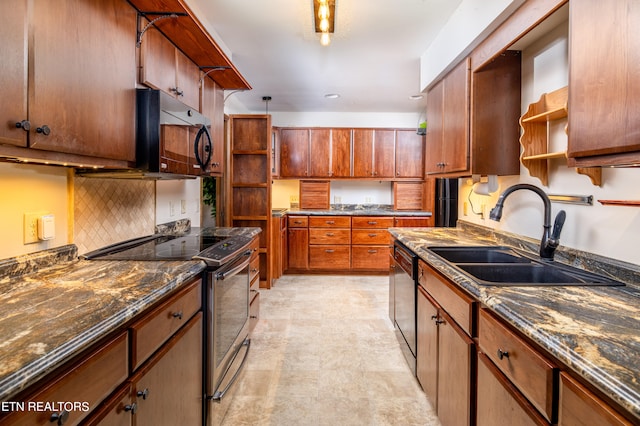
[392,241,418,375]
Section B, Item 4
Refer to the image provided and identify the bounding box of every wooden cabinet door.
[133,313,203,426]
[287,228,309,269]
[28,0,136,161]
[442,59,470,174]
[374,129,396,178]
[0,0,28,147]
[331,128,352,177]
[437,309,474,426]
[395,130,424,178]
[417,286,439,408]
[477,353,545,426]
[567,0,640,164]
[201,77,225,176]
[280,128,309,177]
[310,128,332,177]
[352,129,374,177]
[425,80,444,175]
[174,49,201,110]
[140,25,177,101]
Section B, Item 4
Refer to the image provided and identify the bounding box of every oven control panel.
[193,235,253,266]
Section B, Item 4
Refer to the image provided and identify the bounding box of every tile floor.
[221,274,441,425]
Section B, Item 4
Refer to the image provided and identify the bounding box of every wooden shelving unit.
[229,114,272,288]
[519,86,601,186]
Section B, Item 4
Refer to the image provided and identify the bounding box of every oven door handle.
[215,250,252,280]
[210,338,251,402]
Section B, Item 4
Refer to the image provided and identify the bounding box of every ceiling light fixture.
[313,0,335,46]
[409,95,424,100]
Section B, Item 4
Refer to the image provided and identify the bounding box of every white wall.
[459,20,640,266]
[156,179,202,227]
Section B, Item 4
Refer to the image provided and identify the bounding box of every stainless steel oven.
[195,238,253,426]
[392,241,418,375]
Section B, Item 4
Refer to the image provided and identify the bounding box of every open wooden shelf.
[519,86,601,186]
[597,200,640,207]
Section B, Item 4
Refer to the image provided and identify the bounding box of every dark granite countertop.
[281,204,432,217]
[389,221,640,421]
[0,226,260,402]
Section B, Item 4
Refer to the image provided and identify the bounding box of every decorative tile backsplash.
[73,177,155,254]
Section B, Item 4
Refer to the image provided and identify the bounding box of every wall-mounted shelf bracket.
[136,12,188,47]
[200,66,231,82]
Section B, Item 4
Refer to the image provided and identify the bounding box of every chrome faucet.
[489,184,566,260]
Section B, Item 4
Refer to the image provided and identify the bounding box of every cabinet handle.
[50,410,70,425]
[368,233,378,237]
[368,249,378,254]
[435,319,445,325]
[172,311,183,320]
[124,403,138,414]
[15,120,30,131]
[367,221,378,225]
[36,125,51,136]
[497,349,509,360]
[250,315,258,319]
[137,388,150,400]
[251,268,259,273]
[170,87,184,97]
[325,249,335,253]
[430,315,438,320]
[326,232,334,236]
[326,220,335,224]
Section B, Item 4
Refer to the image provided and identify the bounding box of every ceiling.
[189,0,463,114]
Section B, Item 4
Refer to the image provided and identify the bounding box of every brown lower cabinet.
[1,277,203,426]
[286,214,430,273]
[410,243,637,426]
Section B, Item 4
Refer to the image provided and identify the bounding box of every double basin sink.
[428,246,625,286]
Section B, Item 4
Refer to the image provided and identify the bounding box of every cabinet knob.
[49,410,70,425]
[172,311,183,320]
[36,125,51,136]
[326,232,334,237]
[497,349,509,360]
[124,403,138,414]
[137,388,150,400]
[367,249,378,254]
[435,319,445,325]
[431,315,438,320]
[15,120,30,131]
[170,87,184,97]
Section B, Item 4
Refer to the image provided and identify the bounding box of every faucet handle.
[551,210,566,242]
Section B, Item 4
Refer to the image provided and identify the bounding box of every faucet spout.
[489,184,565,260]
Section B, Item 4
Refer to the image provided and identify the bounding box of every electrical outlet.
[181,199,187,214]
[169,201,176,217]
[289,195,299,203]
[365,197,372,203]
[334,196,342,204]
[23,212,46,244]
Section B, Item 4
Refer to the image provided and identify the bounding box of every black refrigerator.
[434,178,458,227]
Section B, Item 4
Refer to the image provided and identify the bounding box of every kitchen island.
[390,220,640,423]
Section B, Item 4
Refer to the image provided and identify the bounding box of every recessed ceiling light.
[324,93,340,99]
[409,95,424,100]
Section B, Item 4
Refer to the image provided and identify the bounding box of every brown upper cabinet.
[201,77,225,176]
[566,0,640,167]
[309,128,352,178]
[280,128,310,177]
[0,0,137,165]
[140,24,201,111]
[425,58,470,175]
[279,127,423,179]
[395,129,425,178]
[353,129,396,178]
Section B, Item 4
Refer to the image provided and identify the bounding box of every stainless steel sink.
[428,246,625,287]
[428,246,530,264]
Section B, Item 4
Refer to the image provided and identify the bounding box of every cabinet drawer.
[351,229,390,245]
[308,216,351,228]
[559,372,632,426]
[3,332,128,426]
[288,216,308,228]
[309,245,351,269]
[419,261,475,336]
[352,246,389,270]
[352,216,394,228]
[131,278,202,371]
[479,309,557,422]
[309,228,351,245]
